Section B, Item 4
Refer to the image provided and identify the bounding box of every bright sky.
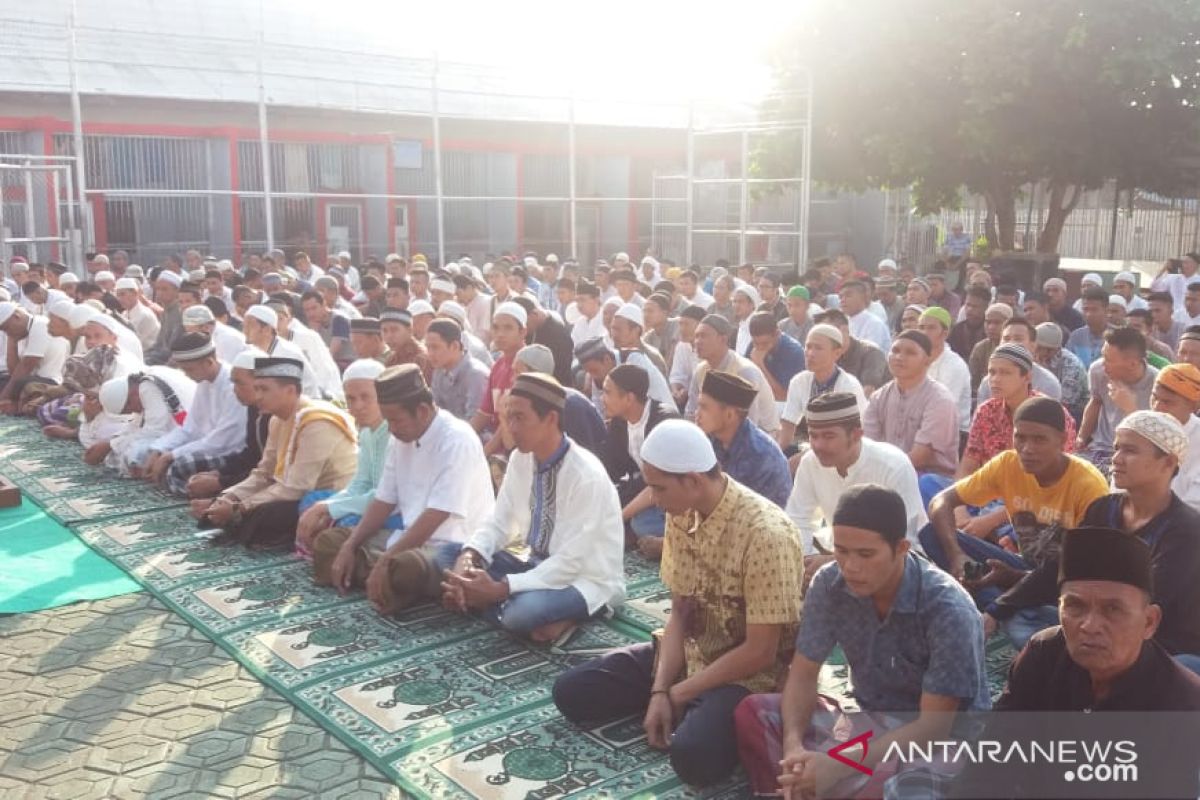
[288,0,800,105]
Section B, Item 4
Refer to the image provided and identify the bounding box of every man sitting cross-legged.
[735,485,989,798]
[553,419,803,788]
[312,364,494,614]
[439,372,625,642]
[923,397,1109,648]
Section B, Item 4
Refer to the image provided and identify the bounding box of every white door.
[325,203,362,262]
[393,204,410,258]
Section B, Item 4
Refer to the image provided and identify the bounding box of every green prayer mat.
[0,497,141,613]
[1,417,1018,798]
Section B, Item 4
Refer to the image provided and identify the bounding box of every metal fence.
[0,153,85,268]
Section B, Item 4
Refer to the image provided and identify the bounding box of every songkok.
[244,305,278,329]
[680,304,707,322]
[806,392,861,427]
[786,285,810,300]
[375,364,429,404]
[990,343,1034,374]
[895,329,932,356]
[1081,272,1102,287]
[85,314,122,336]
[254,356,304,383]
[59,272,80,286]
[832,484,907,544]
[342,358,386,383]
[808,323,844,348]
[515,344,555,375]
[699,313,734,337]
[171,332,215,361]
[349,318,381,334]
[99,376,131,415]
[610,268,638,284]
[155,271,182,288]
[509,372,566,411]
[1013,396,1066,433]
[919,306,952,330]
[95,270,115,283]
[231,348,263,370]
[429,277,455,295]
[315,276,339,292]
[607,363,649,399]
[1181,326,1200,344]
[576,281,600,299]
[615,303,644,329]
[1156,363,1200,403]
[878,258,898,271]
[1043,277,1067,292]
[47,300,75,321]
[380,307,412,326]
[493,300,527,328]
[426,318,462,345]
[985,302,1014,320]
[437,300,466,325]
[69,304,98,329]
[1114,271,1138,286]
[182,305,216,326]
[733,285,761,306]
[574,336,611,364]
[408,299,435,318]
[1108,294,1127,310]
[908,277,930,293]
[1117,410,1188,461]
[903,303,927,317]
[1059,527,1153,593]
[701,370,757,411]
[1035,322,1063,349]
[114,278,139,292]
[640,419,717,474]
[876,277,897,290]
[0,301,17,326]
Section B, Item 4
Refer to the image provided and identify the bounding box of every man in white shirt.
[439,372,625,642]
[115,277,161,352]
[273,302,344,403]
[779,323,868,448]
[685,314,780,436]
[839,279,892,352]
[676,268,714,311]
[241,304,324,402]
[453,273,493,347]
[918,306,973,436]
[669,306,706,409]
[143,333,247,496]
[96,366,197,476]
[0,303,70,414]
[786,392,926,555]
[732,284,760,355]
[182,304,244,364]
[314,364,495,615]
[1150,363,1200,512]
[569,281,607,347]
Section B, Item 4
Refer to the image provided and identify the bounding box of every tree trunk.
[991,184,1017,251]
[983,194,999,252]
[1036,180,1083,254]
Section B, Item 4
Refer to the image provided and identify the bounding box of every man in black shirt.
[513,296,575,387]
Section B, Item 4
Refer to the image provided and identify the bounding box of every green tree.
[759,0,1200,253]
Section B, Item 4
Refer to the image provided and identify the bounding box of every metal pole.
[68,0,90,258]
[431,54,446,268]
[51,167,61,262]
[0,172,7,263]
[23,160,38,262]
[738,130,749,264]
[1178,191,1188,257]
[63,156,80,272]
[257,0,274,252]
[685,100,695,265]
[797,69,813,274]
[568,93,577,260]
[1108,182,1120,259]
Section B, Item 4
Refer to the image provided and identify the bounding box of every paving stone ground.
[0,593,410,800]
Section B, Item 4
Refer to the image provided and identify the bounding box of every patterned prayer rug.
[2,417,1018,798]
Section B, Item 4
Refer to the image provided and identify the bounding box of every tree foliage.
[759,0,1200,252]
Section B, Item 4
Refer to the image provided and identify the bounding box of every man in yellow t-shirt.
[923,397,1109,648]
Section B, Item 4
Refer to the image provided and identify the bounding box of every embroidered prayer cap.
[1114,271,1139,287]
[908,277,930,293]
[125,265,144,278]
[155,270,182,288]
[1109,294,1127,310]
[806,392,861,428]
[832,484,907,544]
[1043,277,1067,292]
[375,363,429,405]
[787,285,810,300]
[701,370,757,412]
[408,299,435,317]
[68,303,98,329]
[253,356,304,383]
[1058,526,1153,593]
[615,303,644,329]
[342,358,386,383]
[876,277,897,290]
[1156,363,1200,404]
[680,304,708,322]
[47,300,76,321]
[493,300,528,328]
[114,277,139,292]
[574,336,612,364]
[95,270,116,283]
[171,332,216,362]
[349,317,382,335]
[231,347,264,371]
[985,302,1014,320]
[926,272,947,283]
[878,258,898,271]
[1081,272,1103,287]
[607,363,649,399]
[807,323,844,348]
[429,277,455,295]
[244,305,278,329]
[59,272,80,285]
[515,344,556,374]
[1013,396,1066,433]
[510,372,566,412]
[0,301,18,326]
[84,313,123,336]
[99,375,132,415]
[989,343,1034,374]
[602,294,625,311]
[1035,322,1063,349]
[437,300,466,325]
[918,306,952,330]
[733,284,761,306]
[380,307,412,326]
[640,419,717,474]
[699,313,734,337]
[1117,409,1188,461]
[182,305,216,326]
[895,329,932,356]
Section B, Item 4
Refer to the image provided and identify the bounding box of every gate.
[0,154,87,270]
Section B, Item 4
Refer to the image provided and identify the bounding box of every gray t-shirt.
[1088,359,1158,451]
